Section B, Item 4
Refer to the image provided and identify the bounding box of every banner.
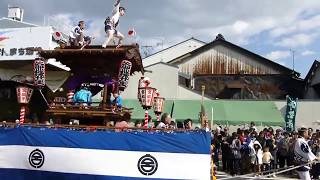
[118,60,132,91]
[0,128,211,180]
[33,59,46,87]
[285,96,298,132]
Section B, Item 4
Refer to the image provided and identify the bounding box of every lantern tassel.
[144,110,149,128]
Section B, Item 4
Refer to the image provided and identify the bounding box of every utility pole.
[290,49,295,73]
[141,45,153,58]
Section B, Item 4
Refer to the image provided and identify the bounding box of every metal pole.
[201,85,205,105]
[290,49,295,73]
[293,50,295,72]
[211,106,214,130]
[201,85,205,128]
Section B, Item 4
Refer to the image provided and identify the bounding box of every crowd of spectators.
[211,122,320,178]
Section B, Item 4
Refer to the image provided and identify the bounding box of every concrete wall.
[121,62,209,100]
[122,63,179,99]
[177,86,210,100]
[274,100,320,129]
[143,39,205,67]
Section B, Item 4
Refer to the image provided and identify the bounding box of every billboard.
[0,26,58,61]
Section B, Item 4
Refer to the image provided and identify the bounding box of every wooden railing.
[0,122,202,132]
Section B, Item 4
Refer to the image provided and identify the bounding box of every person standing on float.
[102,0,126,48]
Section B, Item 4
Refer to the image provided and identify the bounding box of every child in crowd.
[134,120,142,128]
[262,147,273,174]
[253,142,263,176]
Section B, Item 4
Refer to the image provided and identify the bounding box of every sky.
[1,0,320,78]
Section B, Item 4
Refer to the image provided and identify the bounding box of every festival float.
[40,45,144,125]
[0,44,211,179]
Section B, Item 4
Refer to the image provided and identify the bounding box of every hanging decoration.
[33,58,46,87]
[138,77,155,128]
[153,90,165,122]
[16,86,33,124]
[118,60,132,91]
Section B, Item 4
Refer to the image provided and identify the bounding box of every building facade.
[166,34,303,100]
[304,60,320,99]
[0,8,69,121]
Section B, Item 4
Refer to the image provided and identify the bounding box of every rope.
[219,160,319,180]
[259,161,318,179]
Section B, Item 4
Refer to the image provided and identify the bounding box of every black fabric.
[278,154,288,168]
[296,166,309,172]
[105,25,118,35]
[300,143,310,153]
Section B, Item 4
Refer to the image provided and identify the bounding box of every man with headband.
[102,0,126,48]
[294,127,319,180]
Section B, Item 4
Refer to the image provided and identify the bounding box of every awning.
[170,100,202,122]
[122,100,284,126]
[208,100,285,126]
[0,62,70,92]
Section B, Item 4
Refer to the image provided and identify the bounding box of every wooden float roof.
[39,45,144,77]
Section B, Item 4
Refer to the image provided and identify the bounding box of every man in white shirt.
[156,113,171,129]
[102,0,125,48]
[69,21,91,47]
[294,128,319,180]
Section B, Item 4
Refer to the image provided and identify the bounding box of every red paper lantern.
[118,60,132,91]
[16,87,33,104]
[53,31,62,41]
[33,58,46,87]
[128,29,136,37]
[137,77,151,101]
[138,87,156,109]
[154,96,165,114]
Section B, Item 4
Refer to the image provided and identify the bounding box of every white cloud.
[266,50,291,60]
[270,15,320,38]
[196,17,276,45]
[301,50,316,56]
[3,0,320,77]
[47,14,74,35]
[47,14,106,45]
[167,1,320,46]
[233,21,249,34]
[275,33,317,48]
